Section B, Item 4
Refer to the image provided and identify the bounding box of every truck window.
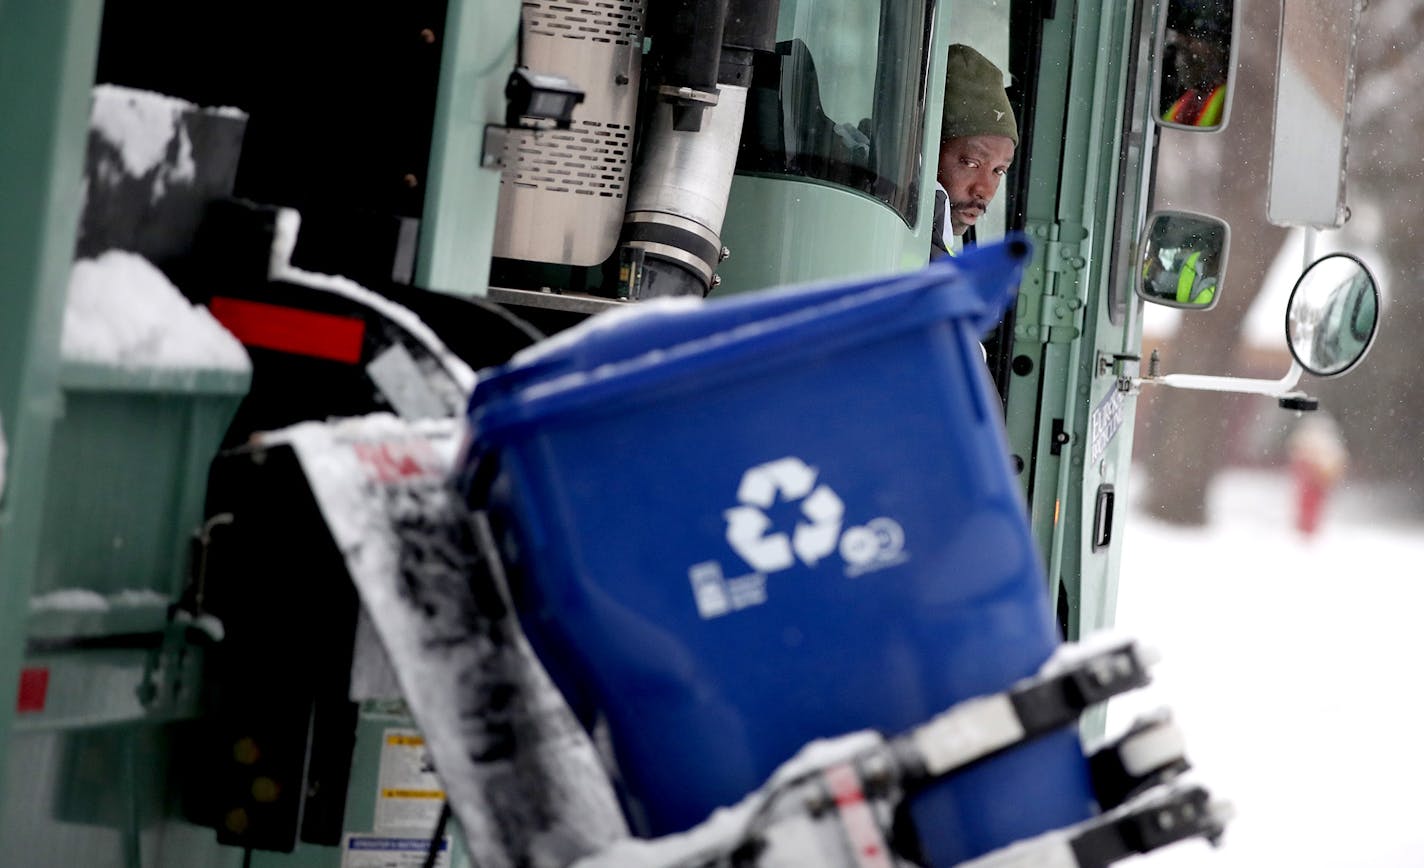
[947,1,1013,243]
[737,0,934,226]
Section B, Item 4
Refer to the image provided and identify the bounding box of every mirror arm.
[1138,359,1305,398]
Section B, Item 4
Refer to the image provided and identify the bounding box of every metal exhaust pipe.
[619,0,779,299]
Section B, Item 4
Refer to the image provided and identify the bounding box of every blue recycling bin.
[460,237,1096,865]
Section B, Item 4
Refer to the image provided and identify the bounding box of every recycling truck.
[0,0,1379,866]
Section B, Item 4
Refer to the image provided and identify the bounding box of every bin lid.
[466,236,1031,444]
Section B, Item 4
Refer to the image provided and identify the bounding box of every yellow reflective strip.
[381,789,445,799]
[386,734,425,746]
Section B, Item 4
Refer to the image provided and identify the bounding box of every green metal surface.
[1052,1,1143,656]
[34,362,247,602]
[1001,2,1077,581]
[714,177,929,293]
[1038,0,1111,625]
[11,647,205,734]
[0,0,106,791]
[1001,0,1144,663]
[416,0,522,297]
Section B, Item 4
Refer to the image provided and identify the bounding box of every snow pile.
[1107,469,1424,867]
[62,250,250,372]
[1036,628,1159,679]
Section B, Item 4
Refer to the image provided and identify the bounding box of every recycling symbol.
[724,457,844,573]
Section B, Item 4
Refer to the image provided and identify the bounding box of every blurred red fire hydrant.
[1286,415,1348,537]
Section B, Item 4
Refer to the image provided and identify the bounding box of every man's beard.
[950,199,988,234]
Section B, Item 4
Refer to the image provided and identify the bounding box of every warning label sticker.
[375,729,445,832]
[341,834,450,868]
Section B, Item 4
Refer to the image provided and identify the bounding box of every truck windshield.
[736,0,935,227]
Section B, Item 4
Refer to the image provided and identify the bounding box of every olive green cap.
[942,44,1018,146]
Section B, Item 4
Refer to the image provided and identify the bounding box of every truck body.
[0,0,1365,865]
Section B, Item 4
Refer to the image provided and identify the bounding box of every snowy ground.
[1108,468,1424,867]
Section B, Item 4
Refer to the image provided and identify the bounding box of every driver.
[1173,248,1219,306]
[931,45,1019,260]
[1162,2,1231,126]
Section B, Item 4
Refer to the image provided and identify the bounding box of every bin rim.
[467,239,1030,450]
[469,236,1031,414]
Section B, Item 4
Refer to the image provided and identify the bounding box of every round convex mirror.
[1285,253,1380,377]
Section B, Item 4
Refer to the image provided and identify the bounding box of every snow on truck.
[0,1,1379,867]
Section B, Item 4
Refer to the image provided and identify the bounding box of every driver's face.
[937,134,1016,236]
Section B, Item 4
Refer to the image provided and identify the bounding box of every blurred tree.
[1313,0,1424,509]
[1137,0,1288,524]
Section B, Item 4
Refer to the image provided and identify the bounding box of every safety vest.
[1164,84,1225,127]
[1176,251,1216,305]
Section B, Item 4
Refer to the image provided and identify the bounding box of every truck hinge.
[1017,219,1088,344]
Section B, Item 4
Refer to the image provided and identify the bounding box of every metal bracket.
[657,84,720,107]
[481,125,512,170]
[1278,394,1320,413]
[1096,352,1137,378]
[1096,352,1141,394]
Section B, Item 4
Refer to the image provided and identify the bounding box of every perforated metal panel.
[524,0,642,44]
[501,119,632,199]
[493,0,646,266]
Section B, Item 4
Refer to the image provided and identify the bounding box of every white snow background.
[1108,468,1424,867]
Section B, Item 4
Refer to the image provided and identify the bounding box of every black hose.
[422,801,453,868]
[722,0,778,53]
[719,0,780,87]
[648,0,729,90]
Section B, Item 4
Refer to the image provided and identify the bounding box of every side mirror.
[1155,0,1236,131]
[1138,247,1380,407]
[1286,253,1379,377]
[1136,210,1230,310]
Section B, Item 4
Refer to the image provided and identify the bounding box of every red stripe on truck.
[16,667,48,713]
[210,297,366,364]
